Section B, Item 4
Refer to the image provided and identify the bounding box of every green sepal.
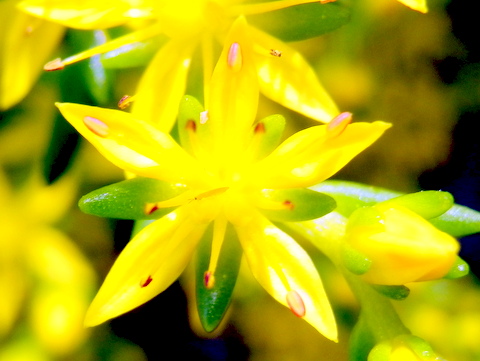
[251,114,285,160]
[380,191,454,220]
[247,3,350,42]
[371,285,410,301]
[101,31,168,68]
[177,95,204,155]
[341,243,371,275]
[79,177,188,220]
[314,180,480,238]
[257,188,336,222]
[196,223,242,332]
[443,256,470,279]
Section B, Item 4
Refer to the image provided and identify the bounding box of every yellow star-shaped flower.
[56,19,390,340]
[19,0,341,131]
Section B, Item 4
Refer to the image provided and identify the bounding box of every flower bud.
[368,335,441,361]
[345,204,459,285]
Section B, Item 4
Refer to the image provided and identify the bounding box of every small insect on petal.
[270,49,282,57]
[227,42,242,72]
[44,58,65,71]
[118,95,134,109]
[204,271,215,289]
[286,290,306,317]
[140,275,153,288]
[83,116,110,138]
[326,112,352,138]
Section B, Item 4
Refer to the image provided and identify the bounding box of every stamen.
[83,116,109,138]
[44,58,65,71]
[140,275,153,288]
[118,95,135,109]
[194,187,229,201]
[227,42,243,72]
[326,112,352,138]
[283,200,294,210]
[286,290,306,317]
[200,110,209,124]
[254,122,266,134]
[204,271,215,289]
[186,119,197,132]
[270,49,282,57]
[144,203,160,215]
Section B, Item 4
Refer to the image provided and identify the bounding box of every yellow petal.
[397,0,428,13]
[56,102,210,186]
[18,0,154,29]
[85,207,208,326]
[251,26,338,122]
[234,211,337,341]
[207,16,259,158]
[131,36,197,132]
[1,0,64,109]
[249,120,391,189]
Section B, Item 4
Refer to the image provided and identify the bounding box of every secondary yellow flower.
[368,335,441,361]
[56,19,390,341]
[18,0,339,131]
[0,170,96,356]
[346,203,459,285]
[0,0,64,110]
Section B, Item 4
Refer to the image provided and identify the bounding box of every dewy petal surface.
[85,207,208,326]
[248,121,391,189]
[251,26,338,123]
[234,210,337,341]
[56,103,210,186]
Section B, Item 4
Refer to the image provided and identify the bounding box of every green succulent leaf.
[341,243,371,275]
[79,177,188,220]
[348,314,376,361]
[196,223,242,333]
[258,188,336,222]
[371,284,410,301]
[247,3,350,42]
[314,180,480,238]
[380,191,454,220]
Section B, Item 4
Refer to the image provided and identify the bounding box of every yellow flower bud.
[346,204,459,285]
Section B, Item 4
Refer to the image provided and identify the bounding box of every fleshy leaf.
[314,180,480,238]
[256,188,336,222]
[196,223,242,332]
[247,2,350,42]
[341,243,371,275]
[380,191,454,220]
[371,285,410,301]
[79,177,189,220]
